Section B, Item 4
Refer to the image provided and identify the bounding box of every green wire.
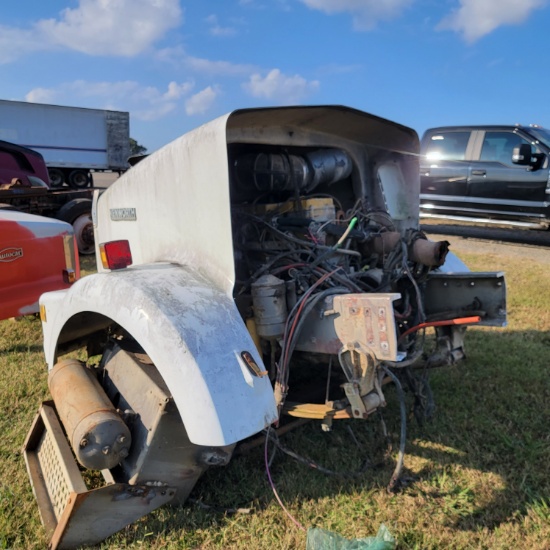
[334,216,358,249]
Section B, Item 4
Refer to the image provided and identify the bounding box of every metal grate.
[23,403,87,535]
[36,429,72,520]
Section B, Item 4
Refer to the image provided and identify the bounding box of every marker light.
[99,240,132,270]
[63,269,77,284]
[63,234,80,283]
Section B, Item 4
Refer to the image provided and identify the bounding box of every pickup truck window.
[480,131,529,165]
[528,127,550,148]
[425,131,469,161]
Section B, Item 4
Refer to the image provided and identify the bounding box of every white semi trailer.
[0,99,130,188]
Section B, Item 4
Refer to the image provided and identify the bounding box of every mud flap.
[23,403,176,549]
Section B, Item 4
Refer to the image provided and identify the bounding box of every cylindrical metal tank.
[234,152,308,192]
[305,148,353,189]
[251,274,288,339]
[234,149,352,194]
[48,358,131,470]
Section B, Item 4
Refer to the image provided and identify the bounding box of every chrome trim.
[419,212,548,229]
[420,193,550,209]
[421,201,546,219]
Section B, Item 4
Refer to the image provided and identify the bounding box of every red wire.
[398,315,482,342]
[281,268,341,377]
[264,429,306,532]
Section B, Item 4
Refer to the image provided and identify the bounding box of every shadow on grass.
[1,343,43,354]
[25,329,549,548]
[159,329,548,544]
[398,328,550,533]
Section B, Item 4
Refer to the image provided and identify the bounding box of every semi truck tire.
[57,198,95,255]
[69,169,91,189]
[48,168,65,188]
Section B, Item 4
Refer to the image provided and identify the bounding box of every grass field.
[0,240,549,549]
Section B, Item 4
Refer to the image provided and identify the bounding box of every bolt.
[79,438,88,448]
[117,435,126,444]
[102,445,111,455]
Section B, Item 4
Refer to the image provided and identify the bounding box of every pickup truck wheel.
[69,170,91,189]
[48,168,65,188]
[57,198,95,254]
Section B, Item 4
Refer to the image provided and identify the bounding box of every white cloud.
[210,24,238,37]
[157,47,256,76]
[38,0,182,56]
[243,69,319,104]
[25,79,195,121]
[184,55,254,75]
[205,14,237,36]
[135,102,179,122]
[438,0,548,42]
[163,81,196,100]
[25,88,58,104]
[299,0,412,30]
[185,86,218,115]
[0,0,182,63]
[0,26,42,63]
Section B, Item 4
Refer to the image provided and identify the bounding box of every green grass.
[1,243,549,549]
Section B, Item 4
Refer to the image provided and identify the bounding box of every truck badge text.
[0,247,23,262]
[110,208,137,221]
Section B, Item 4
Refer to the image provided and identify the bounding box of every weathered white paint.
[42,106,421,446]
[40,264,278,446]
[94,114,235,293]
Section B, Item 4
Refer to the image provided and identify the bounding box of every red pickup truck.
[0,209,79,320]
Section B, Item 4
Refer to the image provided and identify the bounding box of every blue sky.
[1,0,549,152]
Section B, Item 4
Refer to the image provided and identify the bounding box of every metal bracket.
[295,293,400,360]
[424,272,507,327]
[343,382,368,419]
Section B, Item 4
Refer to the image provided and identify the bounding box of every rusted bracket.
[343,382,369,419]
[23,403,176,549]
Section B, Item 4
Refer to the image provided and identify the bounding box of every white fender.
[40,264,278,447]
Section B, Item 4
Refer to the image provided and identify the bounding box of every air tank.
[48,358,131,470]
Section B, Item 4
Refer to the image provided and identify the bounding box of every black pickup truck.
[0,140,94,253]
[419,125,550,229]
